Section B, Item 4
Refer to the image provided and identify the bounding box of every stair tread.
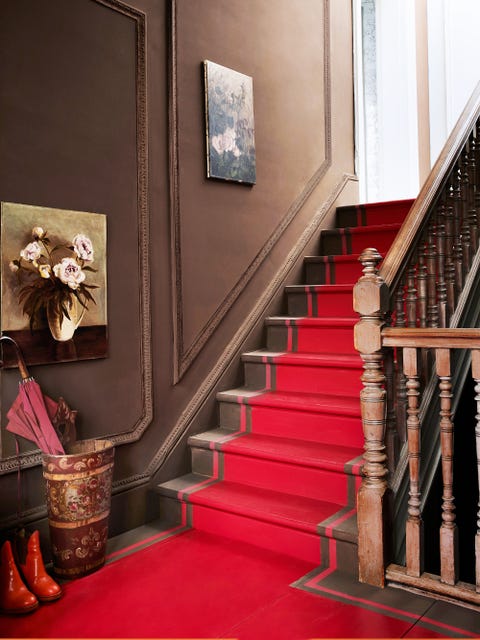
[190,430,363,472]
[323,221,402,234]
[266,316,357,326]
[217,388,361,415]
[285,283,354,292]
[304,253,362,263]
[337,198,414,210]
[242,350,362,368]
[186,478,344,533]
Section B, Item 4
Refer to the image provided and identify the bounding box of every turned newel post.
[354,247,390,587]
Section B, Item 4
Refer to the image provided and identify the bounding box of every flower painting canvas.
[204,60,256,184]
[1,202,108,367]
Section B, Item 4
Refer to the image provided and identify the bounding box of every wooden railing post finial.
[354,247,390,587]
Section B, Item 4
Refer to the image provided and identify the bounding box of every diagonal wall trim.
[170,0,332,383]
[141,172,358,484]
[0,0,152,476]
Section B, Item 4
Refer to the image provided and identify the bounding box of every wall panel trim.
[0,0,152,476]
[169,0,332,383]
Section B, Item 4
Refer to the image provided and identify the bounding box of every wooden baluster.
[468,136,478,253]
[416,244,427,328]
[394,278,407,443]
[384,347,398,471]
[394,277,406,329]
[461,218,472,277]
[471,349,480,594]
[475,120,480,216]
[406,262,417,328]
[416,242,429,388]
[445,261,456,322]
[451,166,464,295]
[404,346,424,577]
[354,248,389,587]
[460,150,472,277]
[436,203,447,328]
[436,348,459,585]
[426,224,438,328]
[444,190,456,318]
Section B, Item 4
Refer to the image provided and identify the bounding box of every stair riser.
[320,228,398,256]
[297,325,355,354]
[319,537,359,578]
[192,448,216,477]
[250,406,363,447]
[243,361,362,395]
[189,502,321,564]
[218,450,354,504]
[287,289,354,317]
[158,495,187,527]
[304,259,362,285]
[218,402,363,448]
[335,201,412,228]
[266,324,356,354]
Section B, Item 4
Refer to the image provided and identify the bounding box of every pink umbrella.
[0,335,65,455]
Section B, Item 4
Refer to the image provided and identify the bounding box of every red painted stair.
[156,198,413,573]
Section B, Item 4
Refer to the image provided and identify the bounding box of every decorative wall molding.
[169,0,332,383]
[0,0,152,476]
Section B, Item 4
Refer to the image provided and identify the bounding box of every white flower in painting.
[9,261,19,272]
[20,241,42,262]
[211,127,242,157]
[32,226,45,239]
[211,134,226,155]
[53,257,86,290]
[72,234,94,262]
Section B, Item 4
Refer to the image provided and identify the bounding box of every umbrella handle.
[0,335,30,380]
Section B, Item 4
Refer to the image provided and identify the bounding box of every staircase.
[157,198,413,575]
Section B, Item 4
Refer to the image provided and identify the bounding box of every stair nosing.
[241,350,362,367]
[285,283,354,293]
[322,221,402,234]
[265,316,357,325]
[189,430,363,475]
[216,388,361,416]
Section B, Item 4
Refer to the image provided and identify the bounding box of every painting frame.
[0,202,108,367]
[203,60,256,185]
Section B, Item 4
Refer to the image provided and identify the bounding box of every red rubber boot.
[0,540,38,615]
[18,531,62,603]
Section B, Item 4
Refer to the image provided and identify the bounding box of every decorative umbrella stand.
[42,439,115,579]
[0,334,115,579]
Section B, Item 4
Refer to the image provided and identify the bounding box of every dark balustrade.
[354,84,480,600]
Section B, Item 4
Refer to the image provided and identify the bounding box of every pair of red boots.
[0,529,62,615]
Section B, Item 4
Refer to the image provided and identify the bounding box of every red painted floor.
[1,526,478,639]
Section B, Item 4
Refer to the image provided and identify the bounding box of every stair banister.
[355,79,480,591]
[382,328,480,606]
[380,80,480,290]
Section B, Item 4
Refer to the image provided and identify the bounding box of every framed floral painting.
[203,60,256,184]
[0,202,108,367]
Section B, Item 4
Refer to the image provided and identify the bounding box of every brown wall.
[0,0,357,534]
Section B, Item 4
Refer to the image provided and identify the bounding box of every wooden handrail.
[380,80,480,288]
[383,327,480,349]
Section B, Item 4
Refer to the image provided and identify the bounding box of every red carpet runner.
[158,199,414,573]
